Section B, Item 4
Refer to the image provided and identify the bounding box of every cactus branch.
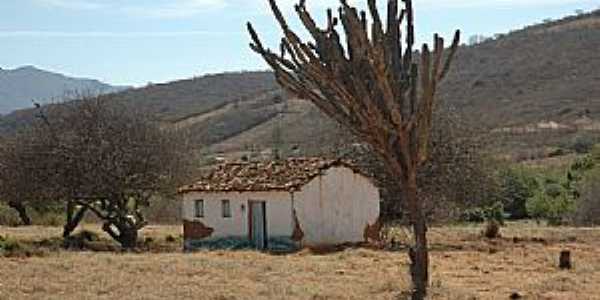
[247,1,460,298]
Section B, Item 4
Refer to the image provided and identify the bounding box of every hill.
[110,71,277,122]
[0,71,277,135]
[2,10,600,159]
[0,66,128,115]
[440,9,600,156]
[189,9,600,158]
[442,9,600,127]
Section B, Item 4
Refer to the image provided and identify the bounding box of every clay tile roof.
[178,157,361,193]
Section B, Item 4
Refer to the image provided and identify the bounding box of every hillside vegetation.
[2,10,599,157]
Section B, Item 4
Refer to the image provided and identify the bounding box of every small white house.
[178,158,381,250]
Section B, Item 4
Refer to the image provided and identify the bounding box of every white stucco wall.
[181,166,380,246]
[293,167,380,246]
[182,191,294,239]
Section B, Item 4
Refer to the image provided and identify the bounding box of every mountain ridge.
[0,66,129,115]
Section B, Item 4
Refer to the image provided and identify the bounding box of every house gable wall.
[293,167,380,246]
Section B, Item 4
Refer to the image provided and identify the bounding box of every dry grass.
[1,222,599,299]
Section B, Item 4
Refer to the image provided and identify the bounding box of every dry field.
[0,223,599,300]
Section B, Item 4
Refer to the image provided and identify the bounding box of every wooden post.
[559,250,572,270]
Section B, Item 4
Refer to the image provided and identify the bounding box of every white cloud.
[122,0,227,19]
[36,0,104,10]
[33,0,352,19]
[0,30,233,38]
[34,0,227,18]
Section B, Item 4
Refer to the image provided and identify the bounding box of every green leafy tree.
[498,168,538,219]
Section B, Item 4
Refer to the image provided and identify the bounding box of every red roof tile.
[178,158,361,193]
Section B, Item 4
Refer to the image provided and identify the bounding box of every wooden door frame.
[248,200,268,248]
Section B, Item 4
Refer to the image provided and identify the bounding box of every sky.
[0,0,598,87]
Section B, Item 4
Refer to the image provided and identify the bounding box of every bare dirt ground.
[0,222,599,300]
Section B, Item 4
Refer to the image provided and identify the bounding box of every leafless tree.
[0,125,60,226]
[0,136,32,225]
[418,107,499,220]
[247,0,460,298]
[30,96,191,248]
[341,106,497,223]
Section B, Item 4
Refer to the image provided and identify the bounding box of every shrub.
[526,179,575,225]
[498,168,538,219]
[569,155,595,176]
[483,220,501,239]
[461,201,506,224]
[0,236,23,252]
[485,202,506,225]
[568,135,598,154]
[462,207,486,223]
[547,147,566,158]
[0,202,22,226]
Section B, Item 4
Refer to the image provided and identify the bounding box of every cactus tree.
[247,0,460,298]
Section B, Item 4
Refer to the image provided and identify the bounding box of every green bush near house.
[526,178,575,226]
[498,167,538,219]
[514,147,600,226]
[461,201,507,224]
[461,207,487,223]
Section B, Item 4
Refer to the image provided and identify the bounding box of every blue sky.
[0,0,598,87]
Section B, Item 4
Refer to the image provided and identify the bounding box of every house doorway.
[249,201,267,250]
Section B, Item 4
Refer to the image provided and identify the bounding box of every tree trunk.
[118,227,139,250]
[8,201,32,226]
[63,203,88,238]
[404,172,429,300]
[102,221,138,250]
